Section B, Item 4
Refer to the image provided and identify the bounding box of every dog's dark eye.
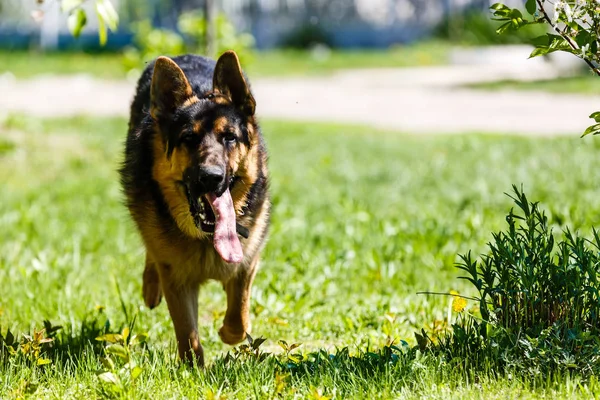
[180,133,200,145]
[223,132,237,144]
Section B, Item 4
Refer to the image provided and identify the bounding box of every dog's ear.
[213,51,256,116]
[150,56,194,120]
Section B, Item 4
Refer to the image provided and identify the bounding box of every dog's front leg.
[219,258,259,345]
[158,263,203,366]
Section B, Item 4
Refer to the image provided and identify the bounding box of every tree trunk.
[204,0,216,57]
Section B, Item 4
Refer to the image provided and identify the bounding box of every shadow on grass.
[2,312,415,395]
[0,309,123,365]
[279,345,409,376]
[208,341,414,381]
[47,314,113,360]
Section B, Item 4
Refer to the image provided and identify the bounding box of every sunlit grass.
[1,115,600,397]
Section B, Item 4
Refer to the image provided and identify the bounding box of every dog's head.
[150,51,263,263]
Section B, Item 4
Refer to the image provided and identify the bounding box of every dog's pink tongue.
[207,190,243,263]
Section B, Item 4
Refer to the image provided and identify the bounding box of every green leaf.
[529,46,551,58]
[490,3,512,18]
[95,333,122,343]
[530,35,549,46]
[590,111,600,123]
[121,327,129,343]
[106,344,128,360]
[289,343,301,351]
[98,371,120,385]
[36,358,51,366]
[582,123,600,137]
[549,39,571,51]
[67,8,87,38]
[278,340,288,351]
[95,0,119,31]
[525,0,536,14]
[529,35,573,58]
[251,336,267,350]
[97,14,107,46]
[5,330,14,346]
[415,329,429,351]
[129,332,148,346]
[100,356,115,370]
[490,3,512,11]
[492,10,512,18]
[575,30,592,48]
[131,366,143,380]
[496,21,513,35]
[288,354,301,362]
[510,9,523,19]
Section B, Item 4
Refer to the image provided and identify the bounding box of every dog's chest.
[153,236,241,284]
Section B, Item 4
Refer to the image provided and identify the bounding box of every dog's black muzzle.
[184,164,227,198]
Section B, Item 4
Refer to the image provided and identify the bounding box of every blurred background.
[0,0,596,133]
[2,0,530,50]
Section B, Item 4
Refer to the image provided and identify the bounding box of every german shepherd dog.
[120,51,269,366]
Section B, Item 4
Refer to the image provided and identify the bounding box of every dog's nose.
[198,165,225,192]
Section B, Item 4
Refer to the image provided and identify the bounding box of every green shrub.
[122,20,186,73]
[123,12,255,76]
[434,11,547,45]
[178,11,255,62]
[434,186,600,377]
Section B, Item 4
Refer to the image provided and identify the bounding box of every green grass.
[2,115,600,397]
[0,51,127,80]
[469,74,600,95]
[0,41,450,79]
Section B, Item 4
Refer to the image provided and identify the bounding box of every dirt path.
[1,63,598,135]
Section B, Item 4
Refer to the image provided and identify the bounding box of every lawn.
[0,41,450,80]
[1,115,600,398]
[469,73,600,94]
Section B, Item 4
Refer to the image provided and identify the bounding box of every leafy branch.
[533,0,600,76]
[36,0,119,46]
[490,0,600,136]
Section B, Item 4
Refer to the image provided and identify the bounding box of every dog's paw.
[218,324,247,345]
